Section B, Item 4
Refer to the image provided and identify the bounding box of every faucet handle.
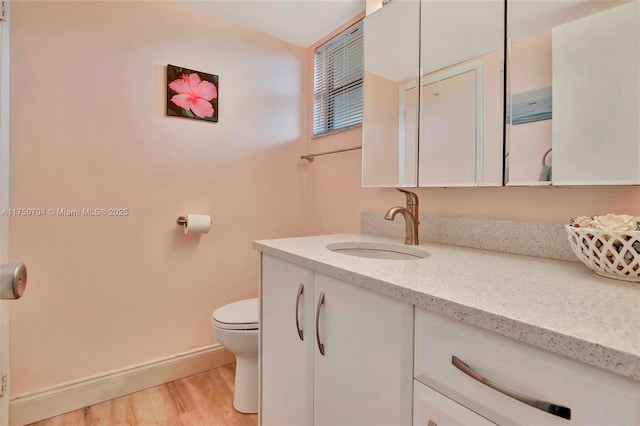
[396,188,419,223]
[396,188,418,202]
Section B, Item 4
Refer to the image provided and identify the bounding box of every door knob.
[0,263,27,299]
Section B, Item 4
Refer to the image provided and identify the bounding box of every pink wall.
[9,0,640,399]
[362,71,400,186]
[303,127,640,232]
[10,1,306,395]
[508,32,553,184]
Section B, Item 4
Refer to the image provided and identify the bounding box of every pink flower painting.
[167,65,218,122]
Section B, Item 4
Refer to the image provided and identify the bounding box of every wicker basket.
[565,225,640,282]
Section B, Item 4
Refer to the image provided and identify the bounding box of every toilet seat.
[212,298,259,330]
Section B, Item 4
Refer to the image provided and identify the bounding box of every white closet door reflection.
[420,0,504,187]
[553,1,640,185]
[401,85,418,185]
[419,69,478,186]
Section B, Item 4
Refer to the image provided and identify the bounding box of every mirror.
[362,0,504,188]
[506,0,640,185]
[362,0,420,187]
[419,0,504,187]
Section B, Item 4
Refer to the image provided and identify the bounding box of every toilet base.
[233,353,258,414]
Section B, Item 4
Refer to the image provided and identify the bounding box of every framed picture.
[511,86,552,125]
[167,64,219,123]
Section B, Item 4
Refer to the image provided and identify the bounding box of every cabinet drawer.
[414,380,494,426]
[415,308,640,425]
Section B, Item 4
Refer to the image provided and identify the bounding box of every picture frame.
[511,86,552,125]
[167,64,219,123]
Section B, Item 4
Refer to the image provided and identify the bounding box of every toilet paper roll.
[183,214,211,234]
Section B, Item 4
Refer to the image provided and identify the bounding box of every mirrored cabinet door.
[506,0,640,186]
[419,0,504,187]
[362,0,420,187]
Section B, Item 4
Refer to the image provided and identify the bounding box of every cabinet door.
[552,1,640,185]
[261,255,314,426]
[313,273,414,426]
[413,380,495,426]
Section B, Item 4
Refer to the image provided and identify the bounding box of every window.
[313,20,364,137]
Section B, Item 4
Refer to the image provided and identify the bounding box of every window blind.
[313,20,364,137]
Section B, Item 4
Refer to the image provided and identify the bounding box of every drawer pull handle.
[315,292,325,356]
[451,356,571,420]
[295,283,304,341]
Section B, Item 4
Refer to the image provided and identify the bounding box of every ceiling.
[509,0,627,41]
[173,0,365,47]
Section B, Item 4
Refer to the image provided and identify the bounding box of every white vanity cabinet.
[414,308,640,425]
[260,255,314,426]
[260,255,414,426]
[257,235,640,426]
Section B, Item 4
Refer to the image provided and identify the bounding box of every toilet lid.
[212,298,259,330]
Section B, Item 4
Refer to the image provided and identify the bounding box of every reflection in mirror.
[419,0,504,187]
[506,0,639,185]
[362,0,420,187]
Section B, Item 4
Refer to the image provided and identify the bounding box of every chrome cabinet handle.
[295,283,304,341]
[451,356,571,420]
[315,292,325,356]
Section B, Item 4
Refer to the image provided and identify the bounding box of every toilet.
[212,298,259,414]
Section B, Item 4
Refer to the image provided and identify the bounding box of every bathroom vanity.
[255,234,640,426]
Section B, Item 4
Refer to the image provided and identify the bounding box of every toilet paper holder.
[176,215,212,226]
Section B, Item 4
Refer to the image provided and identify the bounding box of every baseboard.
[9,344,234,426]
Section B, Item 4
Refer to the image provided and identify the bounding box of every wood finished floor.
[27,363,258,426]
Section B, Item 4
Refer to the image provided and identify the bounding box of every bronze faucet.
[384,189,419,245]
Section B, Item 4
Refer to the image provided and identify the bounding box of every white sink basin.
[326,242,430,260]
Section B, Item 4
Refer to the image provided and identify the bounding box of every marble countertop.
[254,233,640,381]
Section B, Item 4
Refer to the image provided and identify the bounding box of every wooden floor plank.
[49,407,88,426]
[26,363,257,426]
[105,392,137,426]
[84,404,106,425]
[215,364,237,394]
[146,383,182,422]
[163,409,206,426]
[129,387,159,425]
[187,368,233,426]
